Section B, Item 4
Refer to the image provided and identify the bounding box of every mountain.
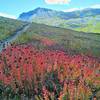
[18,7,100,33]
[18,7,100,21]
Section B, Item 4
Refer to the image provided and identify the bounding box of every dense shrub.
[0,45,100,99]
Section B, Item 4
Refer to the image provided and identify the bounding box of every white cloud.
[63,8,84,12]
[63,8,80,12]
[63,4,100,12]
[45,0,71,4]
[0,12,16,19]
[91,4,100,8]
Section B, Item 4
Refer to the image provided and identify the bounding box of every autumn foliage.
[0,45,100,99]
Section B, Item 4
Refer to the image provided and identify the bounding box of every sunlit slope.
[31,15,100,33]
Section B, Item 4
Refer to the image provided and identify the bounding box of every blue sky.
[0,0,100,18]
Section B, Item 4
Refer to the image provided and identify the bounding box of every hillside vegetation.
[0,16,27,40]
[13,22,100,56]
[0,17,100,56]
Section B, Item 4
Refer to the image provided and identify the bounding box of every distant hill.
[18,7,100,33]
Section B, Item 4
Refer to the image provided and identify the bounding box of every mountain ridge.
[18,7,100,21]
